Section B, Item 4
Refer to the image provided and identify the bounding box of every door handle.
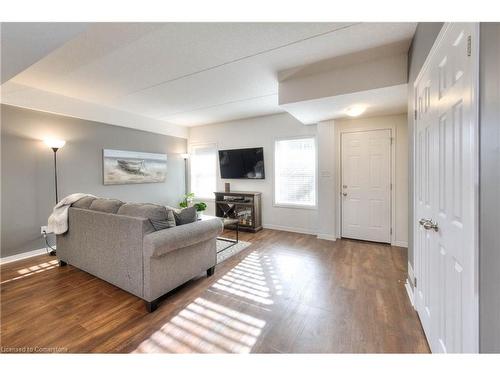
[419,218,430,226]
[423,220,439,232]
[342,192,347,196]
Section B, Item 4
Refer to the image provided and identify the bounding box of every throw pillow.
[150,210,176,231]
[165,205,181,214]
[117,203,176,232]
[89,198,124,213]
[173,206,197,225]
[72,196,97,209]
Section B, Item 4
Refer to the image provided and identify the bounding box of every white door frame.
[412,22,480,352]
[336,125,397,245]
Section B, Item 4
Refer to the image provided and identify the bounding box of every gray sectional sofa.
[56,197,223,312]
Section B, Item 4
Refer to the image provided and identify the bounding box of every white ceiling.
[281,84,408,125]
[1,22,416,135]
[0,23,88,84]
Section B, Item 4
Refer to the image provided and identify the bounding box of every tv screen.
[218,147,265,179]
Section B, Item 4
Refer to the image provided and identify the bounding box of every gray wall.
[479,23,500,353]
[406,23,444,277]
[1,104,187,258]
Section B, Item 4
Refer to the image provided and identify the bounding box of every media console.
[214,191,262,233]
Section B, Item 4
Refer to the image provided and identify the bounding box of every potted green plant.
[179,192,195,208]
[194,202,207,219]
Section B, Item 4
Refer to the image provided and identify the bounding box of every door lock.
[419,218,438,231]
[419,218,430,226]
[423,220,439,232]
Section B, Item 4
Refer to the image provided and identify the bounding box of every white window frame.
[188,142,217,201]
[273,135,318,210]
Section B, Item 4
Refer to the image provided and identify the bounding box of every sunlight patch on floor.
[1,260,59,285]
[133,251,278,353]
[133,297,266,353]
[211,251,276,305]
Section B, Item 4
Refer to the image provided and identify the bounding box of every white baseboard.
[262,225,337,241]
[405,261,415,308]
[263,224,317,236]
[407,261,415,284]
[316,233,337,241]
[0,248,51,265]
[405,279,415,308]
[391,240,408,247]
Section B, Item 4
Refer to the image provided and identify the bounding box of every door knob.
[423,220,439,232]
[419,218,430,226]
[342,192,347,196]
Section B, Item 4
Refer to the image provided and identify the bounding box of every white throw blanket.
[47,193,97,235]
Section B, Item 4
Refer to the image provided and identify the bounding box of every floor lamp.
[44,139,66,255]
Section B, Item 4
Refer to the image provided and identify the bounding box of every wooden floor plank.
[0,229,429,353]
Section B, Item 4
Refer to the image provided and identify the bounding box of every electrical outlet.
[41,226,48,235]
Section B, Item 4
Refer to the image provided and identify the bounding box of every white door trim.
[336,125,397,245]
[412,22,479,352]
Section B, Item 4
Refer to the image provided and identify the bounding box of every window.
[274,137,316,207]
[190,144,216,199]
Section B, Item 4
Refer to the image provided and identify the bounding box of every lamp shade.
[44,139,66,149]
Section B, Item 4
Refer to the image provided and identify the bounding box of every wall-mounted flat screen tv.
[218,147,265,179]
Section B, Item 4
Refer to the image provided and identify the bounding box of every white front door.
[341,129,391,243]
[414,23,478,353]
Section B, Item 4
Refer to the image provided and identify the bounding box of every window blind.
[190,144,216,199]
[274,137,316,206]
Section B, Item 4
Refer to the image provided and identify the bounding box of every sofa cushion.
[117,203,176,231]
[72,196,97,209]
[89,198,124,213]
[173,206,197,226]
[143,217,223,258]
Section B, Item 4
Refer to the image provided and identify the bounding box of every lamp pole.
[52,147,59,204]
[44,139,65,257]
[44,139,65,204]
[182,153,189,194]
[184,158,188,194]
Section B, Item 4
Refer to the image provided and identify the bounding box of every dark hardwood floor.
[0,229,429,353]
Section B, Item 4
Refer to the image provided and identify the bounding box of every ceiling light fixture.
[345,105,367,117]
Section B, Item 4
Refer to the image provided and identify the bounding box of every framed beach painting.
[103,149,167,185]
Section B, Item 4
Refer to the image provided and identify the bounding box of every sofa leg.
[146,299,159,313]
[207,266,215,277]
[58,260,67,267]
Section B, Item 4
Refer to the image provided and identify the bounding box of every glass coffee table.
[199,214,239,252]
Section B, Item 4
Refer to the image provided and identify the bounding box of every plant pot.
[196,211,204,220]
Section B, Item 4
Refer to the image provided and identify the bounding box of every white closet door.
[414,23,478,353]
